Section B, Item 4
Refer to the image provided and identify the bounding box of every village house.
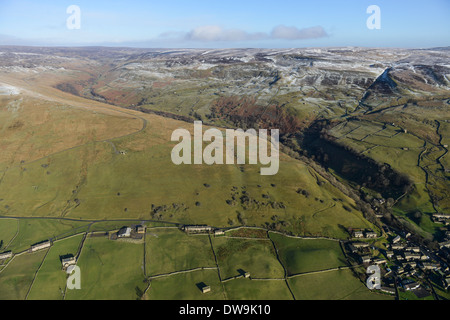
[404,252,421,261]
[372,258,387,265]
[214,229,225,236]
[359,255,372,264]
[30,240,51,252]
[438,240,450,249]
[347,243,358,253]
[353,231,364,238]
[380,286,396,295]
[352,242,370,249]
[433,213,450,220]
[391,243,405,250]
[395,254,405,261]
[404,261,417,269]
[392,235,401,244]
[402,281,420,291]
[443,277,450,290]
[420,254,429,261]
[365,231,378,238]
[433,214,450,224]
[421,262,439,271]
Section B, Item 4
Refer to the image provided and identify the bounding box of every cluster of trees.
[209,96,302,134]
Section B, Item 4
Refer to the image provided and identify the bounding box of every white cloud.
[270,25,328,40]
[161,25,328,42]
[185,25,267,42]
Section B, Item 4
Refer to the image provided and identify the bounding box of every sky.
[0,0,448,48]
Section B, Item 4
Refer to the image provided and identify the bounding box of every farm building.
[117,227,132,238]
[201,286,211,294]
[135,225,146,234]
[31,240,51,252]
[183,225,214,234]
[61,256,76,270]
[0,251,13,260]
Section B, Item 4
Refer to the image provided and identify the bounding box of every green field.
[3,219,88,253]
[27,234,83,300]
[212,236,285,279]
[288,269,393,300]
[223,278,293,300]
[146,269,225,300]
[0,209,398,300]
[0,249,47,300]
[65,237,146,300]
[146,229,216,276]
[0,218,19,251]
[269,233,347,276]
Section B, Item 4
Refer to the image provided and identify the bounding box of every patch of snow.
[0,84,20,95]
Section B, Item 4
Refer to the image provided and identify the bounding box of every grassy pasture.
[146,269,225,300]
[288,269,393,300]
[223,278,293,300]
[0,249,47,300]
[27,234,83,300]
[0,218,19,250]
[0,95,142,171]
[65,237,146,300]
[145,229,216,276]
[5,219,88,253]
[269,233,347,276]
[0,88,373,240]
[212,236,284,280]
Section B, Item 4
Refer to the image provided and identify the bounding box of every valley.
[0,46,449,300]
